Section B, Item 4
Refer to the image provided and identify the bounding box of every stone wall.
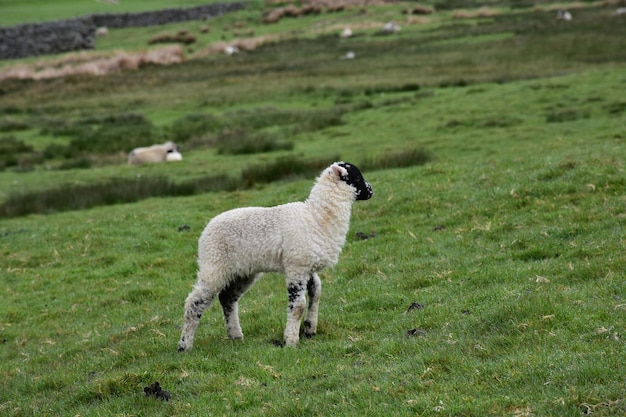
[0,19,96,60]
[90,2,247,29]
[0,2,247,60]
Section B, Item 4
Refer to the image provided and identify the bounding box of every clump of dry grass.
[148,30,197,45]
[452,7,502,19]
[405,16,431,25]
[234,28,256,37]
[265,6,295,23]
[0,46,184,80]
[402,5,435,15]
[193,34,281,58]
[0,28,283,81]
[262,0,392,24]
[532,1,597,12]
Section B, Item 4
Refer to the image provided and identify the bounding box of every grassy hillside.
[1,1,625,416]
[0,0,238,26]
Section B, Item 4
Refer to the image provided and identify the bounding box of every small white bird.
[342,51,355,60]
[340,28,352,38]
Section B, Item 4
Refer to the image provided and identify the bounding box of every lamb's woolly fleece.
[198,164,356,280]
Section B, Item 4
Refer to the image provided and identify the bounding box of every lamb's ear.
[331,163,348,179]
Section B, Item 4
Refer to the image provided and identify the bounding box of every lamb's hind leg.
[178,284,216,352]
[218,274,260,340]
[304,273,321,338]
[284,276,308,347]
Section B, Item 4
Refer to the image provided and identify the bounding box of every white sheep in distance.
[556,9,572,21]
[95,27,109,37]
[127,141,179,165]
[341,51,356,60]
[382,21,401,33]
[178,161,374,351]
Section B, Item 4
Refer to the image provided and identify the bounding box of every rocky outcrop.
[0,19,97,60]
[0,2,246,60]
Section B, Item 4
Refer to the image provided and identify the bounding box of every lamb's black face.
[337,162,373,201]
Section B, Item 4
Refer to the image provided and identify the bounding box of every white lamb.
[127,141,179,165]
[178,162,373,351]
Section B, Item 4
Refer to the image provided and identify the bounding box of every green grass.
[1,1,625,416]
[0,0,240,26]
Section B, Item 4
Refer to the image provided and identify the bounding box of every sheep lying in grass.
[127,141,180,165]
[178,162,373,351]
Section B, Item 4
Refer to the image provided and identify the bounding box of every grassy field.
[1,1,625,416]
[0,0,237,26]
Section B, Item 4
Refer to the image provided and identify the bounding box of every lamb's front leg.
[304,273,321,338]
[284,278,307,347]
